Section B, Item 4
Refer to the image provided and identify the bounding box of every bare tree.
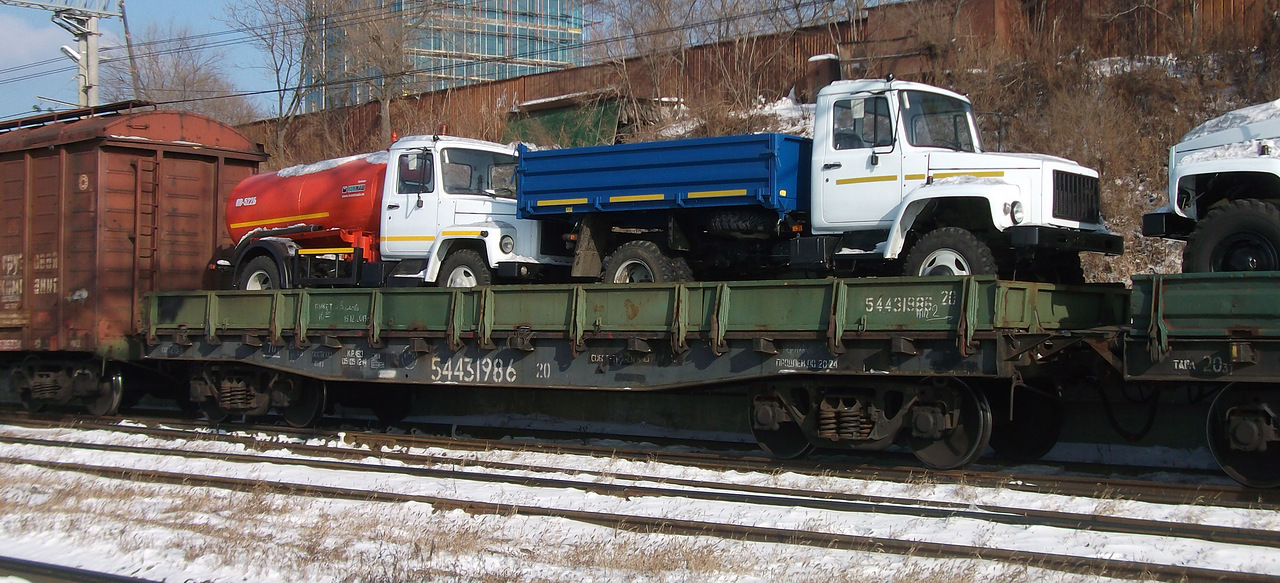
[101,22,261,125]
[223,0,331,161]
[327,0,445,145]
[586,0,856,139]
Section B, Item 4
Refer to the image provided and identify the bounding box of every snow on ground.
[0,423,1277,582]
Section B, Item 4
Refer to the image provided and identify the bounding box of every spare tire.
[705,208,777,239]
[1183,199,1280,273]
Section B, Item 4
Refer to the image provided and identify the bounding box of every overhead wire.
[0,0,842,118]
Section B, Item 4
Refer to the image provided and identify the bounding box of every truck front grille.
[1053,171,1101,223]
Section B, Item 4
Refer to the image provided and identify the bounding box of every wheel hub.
[445,266,478,287]
[752,399,787,430]
[919,249,970,276]
[910,405,949,439]
[614,259,655,283]
[1214,232,1279,272]
[1226,407,1277,452]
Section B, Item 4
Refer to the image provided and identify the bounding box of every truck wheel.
[1183,199,1280,273]
[706,208,776,238]
[602,240,684,283]
[437,248,493,287]
[238,256,282,290]
[903,227,998,277]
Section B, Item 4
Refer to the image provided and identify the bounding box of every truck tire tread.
[237,256,283,290]
[1183,198,1280,273]
[902,227,998,277]
[437,248,493,287]
[601,240,687,284]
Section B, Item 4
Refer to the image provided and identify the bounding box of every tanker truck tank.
[226,151,389,244]
[226,151,390,289]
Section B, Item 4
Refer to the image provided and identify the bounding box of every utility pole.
[0,1,119,107]
[118,0,140,100]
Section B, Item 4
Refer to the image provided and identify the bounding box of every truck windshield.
[900,90,978,152]
[441,148,518,198]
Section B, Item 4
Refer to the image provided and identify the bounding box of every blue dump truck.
[518,79,1122,283]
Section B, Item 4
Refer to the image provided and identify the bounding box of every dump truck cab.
[811,79,1122,280]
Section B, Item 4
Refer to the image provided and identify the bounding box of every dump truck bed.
[516,133,811,218]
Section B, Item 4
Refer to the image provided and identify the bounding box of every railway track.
[2,416,1278,581]
[6,410,1274,509]
[0,555,159,583]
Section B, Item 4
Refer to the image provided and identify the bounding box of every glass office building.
[304,0,584,112]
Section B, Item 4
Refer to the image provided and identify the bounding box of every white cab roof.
[817,79,970,103]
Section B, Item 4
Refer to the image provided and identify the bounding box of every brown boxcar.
[0,102,265,413]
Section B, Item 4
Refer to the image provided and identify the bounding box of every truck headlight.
[1008,201,1025,224]
[500,235,515,254]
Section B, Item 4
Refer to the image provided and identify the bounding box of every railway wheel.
[369,386,412,424]
[199,399,231,423]
[84,369,124,417]
[279,379,327,428]
[902,227,998,277]
[437,248,493,288]
[750,392,815,459]
[238,256,282,290]
[905,380,992,470]
[1206,385,1280,488]
[601,241,685,284]
[987,385,1063,462]
[1183,199,1280,273]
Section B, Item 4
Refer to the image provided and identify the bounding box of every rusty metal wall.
[0,110,264,358]
[1019,0,1270,54]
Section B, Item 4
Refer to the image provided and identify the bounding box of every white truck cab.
[812,79,1122,280]
[1143,98,1280,272]
[381,135,571,285]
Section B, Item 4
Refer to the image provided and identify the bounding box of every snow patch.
[1183,98,1280,142]
[276,151,389,178]
[931,175,1008,186]
[1179,138,1280,165]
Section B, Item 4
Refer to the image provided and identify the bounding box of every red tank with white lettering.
[225,151,389,243]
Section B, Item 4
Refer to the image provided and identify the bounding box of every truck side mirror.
[870,153,880,166]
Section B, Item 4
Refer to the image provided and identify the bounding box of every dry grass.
[0,460,1122,583]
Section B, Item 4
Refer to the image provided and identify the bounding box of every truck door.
[381,149,440,258]
[818,94,902,229]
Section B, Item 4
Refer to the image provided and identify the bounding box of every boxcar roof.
[0,106,265,160]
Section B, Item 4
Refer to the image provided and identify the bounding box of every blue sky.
[0,0,263,121]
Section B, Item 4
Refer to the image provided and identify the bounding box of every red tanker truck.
[224,135,571,289]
